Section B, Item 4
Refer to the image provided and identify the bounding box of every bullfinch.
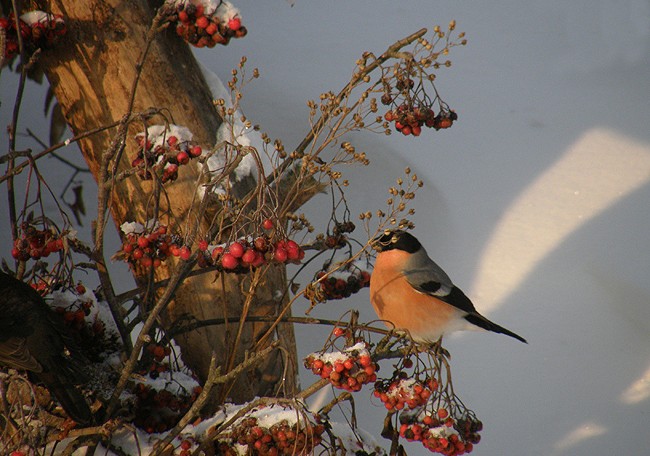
[370,230,527,344]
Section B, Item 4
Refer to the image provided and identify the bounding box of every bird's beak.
[370,234,385,252]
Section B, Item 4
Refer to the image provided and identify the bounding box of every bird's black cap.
[372,229,422,253]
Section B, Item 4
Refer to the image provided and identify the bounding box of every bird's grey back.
[402,246,454,296]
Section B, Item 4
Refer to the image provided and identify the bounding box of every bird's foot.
[427,337,450,359]
[390,328,411,340]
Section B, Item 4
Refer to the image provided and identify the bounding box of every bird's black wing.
[0,275,38,342]
[413,279,528,343]
[435,285,480,314]
[408,273,479,315]
[0,271,94,423]
[0,337,42,372]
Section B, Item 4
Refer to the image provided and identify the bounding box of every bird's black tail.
[39,371,94,425]
[464,313,527,343]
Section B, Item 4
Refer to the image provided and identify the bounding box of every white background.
[2,1,650,455]
[201,2,650,455]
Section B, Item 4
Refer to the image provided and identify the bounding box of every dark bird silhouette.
[0,271,93,424]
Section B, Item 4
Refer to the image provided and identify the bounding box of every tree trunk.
[38,0,298,403]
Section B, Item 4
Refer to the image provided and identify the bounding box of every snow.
[209,121,258,180]
[215,2,240,24]
[243,404,302,428]
[206,402,384,455]
[168,0,240,18]
[135,124,194,149]
[328,421,387,455]
[20,10,63,25]
[120,221,145,235]
[49,287,121,337]
[49,288,78,308]
[120,219,160,235]
[134,370,200,395]
[308,341,370,365]
[426,425,459,439]
[197,63,265,197]
[386,378,419,400]
[344,341,368,354]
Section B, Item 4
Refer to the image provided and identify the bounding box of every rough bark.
[37,0,298,404]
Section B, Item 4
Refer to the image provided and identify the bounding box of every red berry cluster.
[120,224,190,268]
[332,220,356,235]
[304,343,378,392]
[147,343,171,361]
[384,103,457,136]
[452,415,482,449]
[132,133,202,183]
[132,383,201,433]
[0,11,66,61]
[398,409,482,455]
[373,376,437,411]
[139,343,173,379]
[55,300,92,332]
[175,439,194,456]
[197,234,305,272]
[221,414,325,456]
[48,285,120,365]
[380,71,458,137]
[29,279,50,294]
[52,284,106,335]
[174,2,246,48]
[0,14,29,60]
[315,267,371,300]
[312,220,356,251]
[11,224,64,261]
[322,234,347,249]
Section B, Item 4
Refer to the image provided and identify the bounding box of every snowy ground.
[2,0,649,455]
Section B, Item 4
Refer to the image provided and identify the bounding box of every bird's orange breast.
[370,250,463,341]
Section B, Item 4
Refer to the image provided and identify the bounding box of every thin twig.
[0,118,125,184]
[165,314,393,340]
[258,28,427,193]
[151,342,279,456]
[105,258,194,418]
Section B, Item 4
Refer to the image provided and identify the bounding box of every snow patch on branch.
[168,0,223,16]
[198,64,266,195]
[20,10,64,26]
